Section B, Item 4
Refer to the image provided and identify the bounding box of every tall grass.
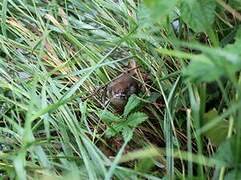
[0,0,241,179]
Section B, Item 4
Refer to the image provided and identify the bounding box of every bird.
[106,61,139,110]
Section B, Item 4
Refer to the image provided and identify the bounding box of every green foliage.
[214,136,241,165]
[123,94,141,117]
[224,169,241,180]
[105,111,148,141]
[135,158,155,173]
[203,109,229,145]
[0,0,241,179]
[230,0,241,11]
[143,0,177,21]
[183,28,241,82]
[99,110,122,124]
[183,55,224,82]
[138,0,177,28]
[180,0,216,33]
[126,112,148,127]
[99,95,148,141]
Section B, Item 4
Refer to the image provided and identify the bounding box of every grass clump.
[0,0,241,179]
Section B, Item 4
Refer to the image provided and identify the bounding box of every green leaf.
[99,110,122,124]
[203,109,229,145]
[105,127,119,138]
[230,0,241,11]
[105,123,124,138]
[80,101,87,118]
[224,169,241,180]
[145,92,161,103]
[143,0,177,21]
[183,29,241,82]
[183,55,224,82]
[214,136,239,164]
[123,95,141,117]
[138,0,177,28]
[126,112,148,128]
[105,112,148,139]
[224,28,241,58]
[122,127,133,142]
[180,0,216,32]
[135,158,155,173]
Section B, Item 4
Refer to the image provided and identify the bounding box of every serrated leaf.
[105,112,148,139]
[105,123,124,138]
[126,112,148,128]
[122,127,133,142]
[99,110,121,124]
[105,127,117,138]
[123,95,141,117]
[180,0,216,32]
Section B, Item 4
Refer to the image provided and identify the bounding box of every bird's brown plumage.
[106,62,139,109]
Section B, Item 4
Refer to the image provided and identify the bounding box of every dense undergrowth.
[0,0,241,179]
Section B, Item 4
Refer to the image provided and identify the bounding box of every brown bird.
[106,61,139,110]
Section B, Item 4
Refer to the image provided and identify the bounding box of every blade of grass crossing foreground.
[155,70,174,177]
[188,84,204,179]
[166,76,184,177]
[1,0,8,37]
[187,109,193,178]
[105,137,130,180]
